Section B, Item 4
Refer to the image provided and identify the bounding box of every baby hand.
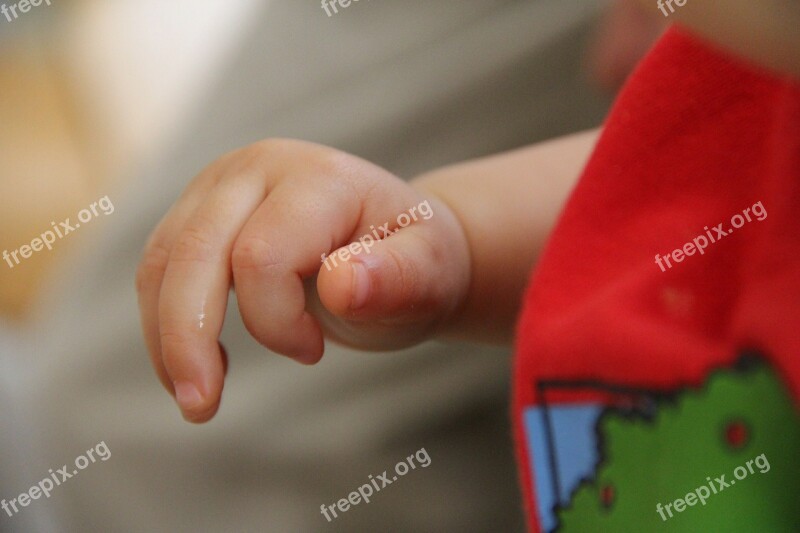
[136,139,470,422]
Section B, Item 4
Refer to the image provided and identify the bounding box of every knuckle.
[383,248,420,303]
[172,225,219,263]
[234,138,295,170]
[234,138,341,179]
[249,138,295,156]
[158,329,192,360]
[136,240,171,293]
[231,236,281,272]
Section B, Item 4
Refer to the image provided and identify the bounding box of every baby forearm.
[412,128,600,344]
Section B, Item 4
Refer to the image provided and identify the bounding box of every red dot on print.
[600,484,615,509]
[724,420,749,449]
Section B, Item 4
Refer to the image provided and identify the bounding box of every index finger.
[157,159,273,422]
[136,155,234,394]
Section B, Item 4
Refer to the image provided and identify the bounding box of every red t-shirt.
[513,27,800,532]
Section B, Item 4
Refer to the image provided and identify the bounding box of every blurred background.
[0,1,663,531]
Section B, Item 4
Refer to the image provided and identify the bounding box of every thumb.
[314,202,469,350]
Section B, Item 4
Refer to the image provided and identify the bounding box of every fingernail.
[350,261,371,310]
[174,381,203,413]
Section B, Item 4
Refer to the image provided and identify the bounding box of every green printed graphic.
[557,362,800,532]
